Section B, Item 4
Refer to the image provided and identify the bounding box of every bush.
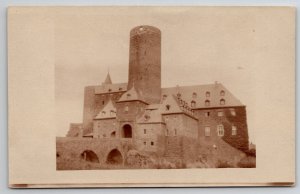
[216,160,234,168]
[245,149,256,157]
[237,156,256,168]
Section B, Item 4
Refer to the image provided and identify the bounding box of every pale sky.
[55,7,294,143]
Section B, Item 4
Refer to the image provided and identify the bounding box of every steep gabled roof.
[159,94,183,114]
[118,84,147,104]
[161,83,243,109]
[94,98,116,120]
[137,107,164,124]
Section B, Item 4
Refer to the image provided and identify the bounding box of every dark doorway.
[122,124,132,138]
[80,150,99,163]
[106,149,123,164]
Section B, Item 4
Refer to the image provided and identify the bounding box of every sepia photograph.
[8,6,294,187]
[55,9,256,170]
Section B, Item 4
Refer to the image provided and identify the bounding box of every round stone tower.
[128,25,161,104]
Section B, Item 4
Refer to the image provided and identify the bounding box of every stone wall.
[93,118,118,138]
[194,106,249,152]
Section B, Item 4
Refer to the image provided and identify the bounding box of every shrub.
[216,160,234,168]
[237,156,256,168]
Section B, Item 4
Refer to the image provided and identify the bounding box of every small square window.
[217,111,223,117]
[230,109,236,116]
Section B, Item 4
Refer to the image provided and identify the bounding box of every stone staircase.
[164,136,183,162]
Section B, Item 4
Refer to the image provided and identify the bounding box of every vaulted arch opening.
[106,149,123,165]
[122,124,132,138]
[80,150,99,163]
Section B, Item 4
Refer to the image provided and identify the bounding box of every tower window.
[205,126,211,137]
[217,125,224,136]
[205,100,210,107]
[205,112,210,117]
[166,104,170,111]
[220,90,225,96]
[220,99,225,105]
[192,92,197,98]
[174,128,177,136]
[191,100,196,108]
[151,141,154,146]
[232,126,237,135]
[206,91,210,97]
[102,101,105,105]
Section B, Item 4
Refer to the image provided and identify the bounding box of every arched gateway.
[106,149,123,165]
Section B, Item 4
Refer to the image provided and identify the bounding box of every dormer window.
[110,110,115,116]
[205,100,210,107]
[206,91,210,98]
[126,93,131,99]
[101,111,106,116]
[191,100,196,108]
[220,90,225,96]
[220,99,225,105]
[166,104,170,111]
[177,93,181,98]
[192,92,197,98]
[119,87,122,91]
[108,88,112,92]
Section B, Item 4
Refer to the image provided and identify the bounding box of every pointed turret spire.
[103,72,112,85]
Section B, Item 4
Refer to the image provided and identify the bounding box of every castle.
[56,25,251,169]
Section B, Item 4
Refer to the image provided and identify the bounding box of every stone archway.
[106,149,123,165]
[122,124,132,138]
[80,150,99,163]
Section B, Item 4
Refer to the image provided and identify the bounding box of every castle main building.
[57,25,250,169]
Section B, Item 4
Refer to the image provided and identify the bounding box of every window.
[217,125,224,136]
[205,112,210,117]
[232,126,237,135]
[206,91,210,97]
[162,94,167,101]
[108,88,112,92]
[144,129,147,134]
[220,90,225,96]
[127,93,131,99]
[177,93,181,98]
[119,87,123,91]
[151,141,154,146]
[191,100,196,108]
[101,111,106,116]
[205,100,210,107]
[192,92,197,98]
[144,141,146,145]
[166,104,170,111]
[220,99,225,105]
[174,129,177,136]
[217,111,223,117]
[102,100,105,105]
[125,106,129,113]
[205,126,211,137]
[230,109,236,116]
